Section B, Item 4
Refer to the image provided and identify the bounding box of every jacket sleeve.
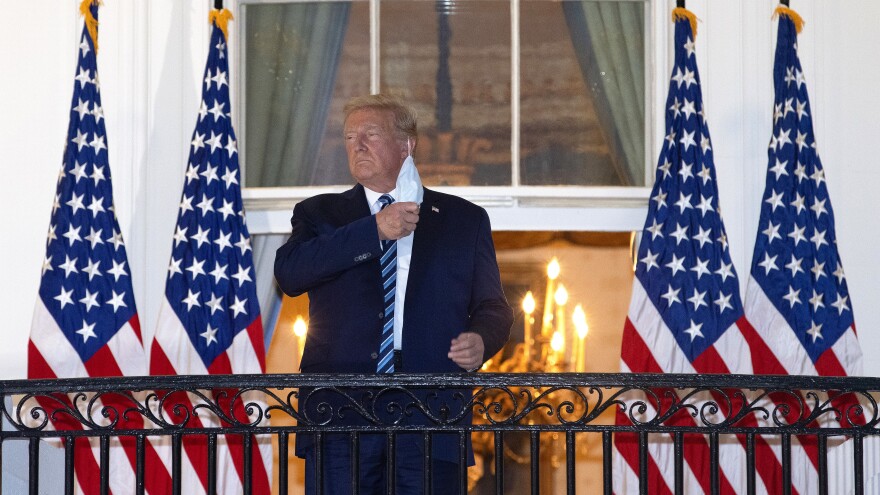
[466,208,514,363]
[274,200,382,297]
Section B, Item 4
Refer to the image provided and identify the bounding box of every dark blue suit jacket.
[274,184,513,463]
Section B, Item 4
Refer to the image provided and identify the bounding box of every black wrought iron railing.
[2,373,879,494]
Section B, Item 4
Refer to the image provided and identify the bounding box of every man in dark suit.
[274,94,513,494]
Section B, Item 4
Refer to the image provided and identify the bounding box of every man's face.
[344,108,408,193]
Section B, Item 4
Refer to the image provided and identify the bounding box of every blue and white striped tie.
[377,194,396,373]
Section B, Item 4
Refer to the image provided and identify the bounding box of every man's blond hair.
[343,94,418,144]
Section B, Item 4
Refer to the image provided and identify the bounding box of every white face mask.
[396,138,423,204]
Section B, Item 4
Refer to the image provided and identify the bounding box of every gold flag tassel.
[671,7,698,39]
[773,5,805,34]
[209,8,234,41]
[79,0,102,54]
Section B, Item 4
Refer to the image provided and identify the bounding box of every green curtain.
[563,1,645,186]
[245,4,351,345]
[245,3,350,187]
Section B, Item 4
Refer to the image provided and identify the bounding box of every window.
[238,0,653,235]
[243,5,657,487]
[240,0,658,339]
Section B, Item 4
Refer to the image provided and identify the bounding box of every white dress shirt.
[364,187,412,350]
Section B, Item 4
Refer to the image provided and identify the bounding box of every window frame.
[235,0,668,234]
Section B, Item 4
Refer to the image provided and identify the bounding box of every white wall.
[2,0,879,379]
[691,0,880,375]
[1,0,208,379]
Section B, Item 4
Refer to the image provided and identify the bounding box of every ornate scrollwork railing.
[6,373,879,434]
[3,373,880,494]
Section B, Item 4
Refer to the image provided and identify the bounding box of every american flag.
[149,9,272,494]
[742,8,863,493]
[27,1,171,493]
[613,10,781,493]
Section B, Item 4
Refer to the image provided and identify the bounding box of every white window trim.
[244,185,651,233]
[235,0,669,234]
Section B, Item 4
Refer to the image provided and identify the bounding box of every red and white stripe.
[742,276,864,494]
[149,298,272,494]
[29,301,173,494]
[614,280,788,494]
[744,277,862,377]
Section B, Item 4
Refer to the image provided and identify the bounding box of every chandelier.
[470,257,591,489]
[484,257,590,374]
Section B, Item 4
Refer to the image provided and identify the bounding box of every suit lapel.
[406,188,441,303]
[341,184,383,313]
[338,184,371,225]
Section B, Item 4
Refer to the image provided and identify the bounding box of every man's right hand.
[377,201,420,240]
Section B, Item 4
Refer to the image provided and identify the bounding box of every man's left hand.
[448,332,484,371]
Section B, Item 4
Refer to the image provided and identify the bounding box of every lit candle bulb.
[573,304,589,372]
[554,284,568,366]
[541,258,560,338]
[547,258,561,280]
[550,330,565,368]
[522,291,536,362]
[554,284,568,306]
[293,315,308,361]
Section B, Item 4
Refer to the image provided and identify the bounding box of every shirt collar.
[363,186,398,212]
